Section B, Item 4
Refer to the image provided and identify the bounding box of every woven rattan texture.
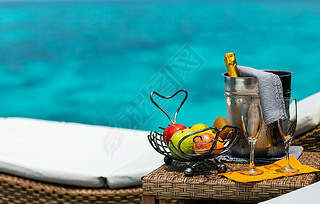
[292,125,320,152]
[142,152,320,203]
[0,173,142,204]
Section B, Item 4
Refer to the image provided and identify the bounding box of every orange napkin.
[219,156,320,183]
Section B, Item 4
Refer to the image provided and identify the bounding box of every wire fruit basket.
[148,89,241,176]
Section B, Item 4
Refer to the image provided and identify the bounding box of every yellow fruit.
[213,117,232,140]
[191,123,214,135]
[191,123,208,131]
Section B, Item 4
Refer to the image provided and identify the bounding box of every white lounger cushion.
[0,117,163,189]
[296,91,320,136]
[259,181,320,204]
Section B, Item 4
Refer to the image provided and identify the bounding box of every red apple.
[163,123,186,145]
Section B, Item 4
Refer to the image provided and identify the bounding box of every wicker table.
[142,152,320,204]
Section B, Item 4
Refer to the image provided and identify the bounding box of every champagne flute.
[277,98,298,173]
[240,101,264,176]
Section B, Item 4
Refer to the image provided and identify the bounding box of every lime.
[169,128,195,160]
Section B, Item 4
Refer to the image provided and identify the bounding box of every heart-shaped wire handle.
[150,89,188,124]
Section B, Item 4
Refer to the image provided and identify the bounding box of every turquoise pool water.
[0,1,319,131]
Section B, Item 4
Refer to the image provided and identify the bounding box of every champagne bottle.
[224,52,239,77]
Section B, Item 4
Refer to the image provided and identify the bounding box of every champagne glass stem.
[284,139,291,169]
[249,140,256,170]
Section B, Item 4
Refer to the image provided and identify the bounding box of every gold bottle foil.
[224,52,239,77]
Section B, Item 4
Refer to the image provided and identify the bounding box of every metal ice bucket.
[223,70,293,158]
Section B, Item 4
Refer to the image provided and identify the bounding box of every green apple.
[169,128,195,160]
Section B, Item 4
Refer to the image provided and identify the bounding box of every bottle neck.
[224,52,239,77]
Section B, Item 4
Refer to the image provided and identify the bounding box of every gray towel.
[217,146,303,164]
[237,66,287,125]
